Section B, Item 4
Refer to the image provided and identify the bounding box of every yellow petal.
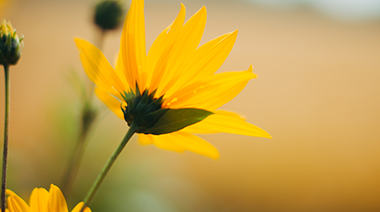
[6,189,16,196]
[180,110,245,134]
[71,202,91,212]
[183,111,272,138]
[138,133,154,145]
[95,88,124,119]
[75,38,125,96]
[138,132,219,159]
[147,4,186,93]
[165,30,238,97]
[166,65,256,110]
[6,191,30,212]
[138,134,184,151]
[156,6,207,97]
[47,184,68,212]
[114,51,129,89]
[213,110,246,120]
[29,188,49,212]
[120,0,147,91]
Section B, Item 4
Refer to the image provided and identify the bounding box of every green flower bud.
[94,0,125,31]
[0,20,24,66]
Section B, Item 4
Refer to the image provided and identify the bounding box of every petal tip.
[210,152,220,160]
[74,38,87,49]
[5,189,15,196]
[227,30,238,40]
[199,5,207,14]
[247,65,258,79]
[49,183,60,193]
[259,130,272,139]
[247,65,253,72]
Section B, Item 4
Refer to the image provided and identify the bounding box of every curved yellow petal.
[71,202,91,212]
[120,0,147,91]
[29,188,49,212]
[138,134,184,151]
[213,110,246,120]
[165,30,238,97]
[156,6,207,97]
[180,110,245,134]
[138,132,219,159]
[75,38,125,96]
[166,65,256,110]
[183,111,272,138]
[148,4,186,93]
[7,191,30,212]
[6,189,16,196]
[95,87,124,119]
[187,30,237,79]
[47,184,68,212]
[138,133,154,145]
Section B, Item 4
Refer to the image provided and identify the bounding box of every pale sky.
[245,0,380,21]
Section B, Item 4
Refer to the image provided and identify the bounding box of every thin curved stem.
[61,29,106,195]
[61,110,95,195]
[1,65,10,212]
[80,124,136,212]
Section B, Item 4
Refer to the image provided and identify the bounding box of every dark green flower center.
[121,84,213,135]
[121,86,168,134]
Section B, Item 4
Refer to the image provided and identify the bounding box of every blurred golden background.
[1,0,380,211]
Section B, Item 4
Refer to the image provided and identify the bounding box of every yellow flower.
[75,0,271,159]
[6,184,91,212]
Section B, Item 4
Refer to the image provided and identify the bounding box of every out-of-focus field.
[1,0,380,211]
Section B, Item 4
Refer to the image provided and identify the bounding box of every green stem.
[95,29,106,52]
[80,124,136,212]
[61,29,106,196]
[61,108,95,195]
[1,65,10,212]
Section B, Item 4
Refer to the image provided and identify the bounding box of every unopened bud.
[0,20,23,66]
[94,0,125,31]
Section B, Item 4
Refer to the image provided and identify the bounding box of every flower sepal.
[121,86,213,135]
[138,108,213,135]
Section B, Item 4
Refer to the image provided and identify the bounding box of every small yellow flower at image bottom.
[75,0,272,159]
[6,184,91,212]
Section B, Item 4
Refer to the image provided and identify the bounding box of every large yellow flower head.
[75,0,271,159]
[6,184,91,212]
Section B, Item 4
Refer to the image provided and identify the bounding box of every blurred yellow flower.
[75,0,271,159]
[6,184,91,212]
